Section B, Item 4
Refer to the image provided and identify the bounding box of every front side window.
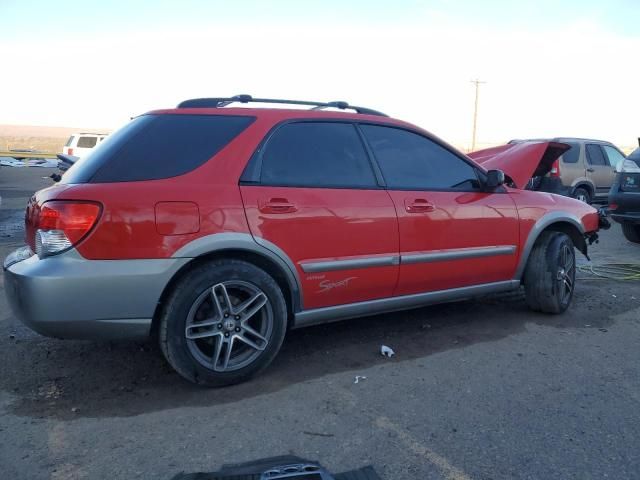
[602,145,626,170]
[259,122,377,188]
[77,136,98,148]
[586,144,607,166]
[360,125,479,190]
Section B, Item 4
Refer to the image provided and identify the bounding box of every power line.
[470,79,486,151]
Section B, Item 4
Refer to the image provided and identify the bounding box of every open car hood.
[468,141,570,189]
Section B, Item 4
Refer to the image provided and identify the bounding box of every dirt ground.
[1,167,639,479]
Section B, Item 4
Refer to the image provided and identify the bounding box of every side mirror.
[485,169,505,188]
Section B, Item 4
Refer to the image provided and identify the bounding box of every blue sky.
[1,0,639,149]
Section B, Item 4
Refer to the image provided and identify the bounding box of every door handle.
[587,168,595,172]
[259,198,297,214]
[405,198,435,213]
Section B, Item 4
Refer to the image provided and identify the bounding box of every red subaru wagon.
[4,95,603,386]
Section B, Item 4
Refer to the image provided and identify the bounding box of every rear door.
[359,124,519,296]
[585,144,615,197]
[75,135,98,158]
[240,121,399,310]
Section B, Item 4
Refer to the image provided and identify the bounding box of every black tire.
[159,259,288,387]
[572,187,591,204]
[523,231,576,314]
[622,223,640,243]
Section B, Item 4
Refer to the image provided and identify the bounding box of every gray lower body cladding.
[3,248,189,340]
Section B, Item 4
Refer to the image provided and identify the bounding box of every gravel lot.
[1,167,639,479]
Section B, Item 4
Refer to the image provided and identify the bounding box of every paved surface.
[1,167,640,480]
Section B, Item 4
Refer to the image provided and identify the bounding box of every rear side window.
[77,136,97,148]
[64,136,74,147]
[361,125,479,190]
[561,142,580,163]
[259,122,377,188]
[586,144,607,166]
[62,114,254,183]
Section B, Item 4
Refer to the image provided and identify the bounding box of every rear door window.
[258,122,377,188]
[64,136,75,147]
[62,114,255,183]
[561,142,580,163]
[586,144,607,166]
[77,136,98,148]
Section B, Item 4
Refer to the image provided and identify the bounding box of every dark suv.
[609,144,640,243]
[4,95,601,386]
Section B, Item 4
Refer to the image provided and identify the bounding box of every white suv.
[62,132,108,158]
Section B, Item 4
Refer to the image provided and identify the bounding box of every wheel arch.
[151,233,302,337]
[570,181,594,198]
[514,212,587,281]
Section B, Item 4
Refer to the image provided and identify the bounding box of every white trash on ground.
[380,345,395,358]
[354,375,367,384]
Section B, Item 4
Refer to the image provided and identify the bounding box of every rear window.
[61,114,255,184]
[561,142,580,163]
[77,136,98,148]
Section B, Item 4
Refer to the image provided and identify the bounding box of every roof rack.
[177,94,387,117]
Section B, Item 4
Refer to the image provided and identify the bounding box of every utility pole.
[470,79,486,152]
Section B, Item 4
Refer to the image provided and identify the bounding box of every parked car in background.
[609,142,640,243]
[4,95,605,386]
[62,132,108,158]
[507,138,626,204]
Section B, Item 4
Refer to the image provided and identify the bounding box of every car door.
[240,121,399,310]
[359,124,519,296]
[585,144,615,197]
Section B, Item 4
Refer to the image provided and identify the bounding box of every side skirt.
[293,280,521,329]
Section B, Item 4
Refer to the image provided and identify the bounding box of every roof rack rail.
[177,94,387,117]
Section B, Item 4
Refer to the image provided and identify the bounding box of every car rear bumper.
[3,247,188,340]
[610,212,640,224]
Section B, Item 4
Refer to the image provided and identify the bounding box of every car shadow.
[2,279,632,420]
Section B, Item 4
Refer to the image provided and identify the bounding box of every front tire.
[523,231,576,314]
[159,259,288,387]
[621,223,640,243]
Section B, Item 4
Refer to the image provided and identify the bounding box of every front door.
[240,121,399,310]
[359,124,519,296]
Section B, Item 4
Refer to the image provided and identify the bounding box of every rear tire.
[159,259,288,387]
[622,223,640,243]
[523,231,576,314]
[572,187,591,204]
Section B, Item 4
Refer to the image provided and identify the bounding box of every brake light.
[608,204,618,211]
[68,148,74,156]
[550,159,560,177]
[33,201,101,257]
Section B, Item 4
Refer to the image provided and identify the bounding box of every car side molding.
[293,280,520,328]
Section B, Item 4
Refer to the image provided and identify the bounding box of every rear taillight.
[550,159,560,177]
[608,204,618,211]
[33,201,101,257]
[68,148,74,156]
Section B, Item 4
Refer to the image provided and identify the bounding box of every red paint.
[240,186,399,308]
[155,202,200,236]
[389,190,519,296]
[25,106,601,311]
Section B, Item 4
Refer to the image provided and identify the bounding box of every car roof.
[71,132,109,136]
[510,137,614,145]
